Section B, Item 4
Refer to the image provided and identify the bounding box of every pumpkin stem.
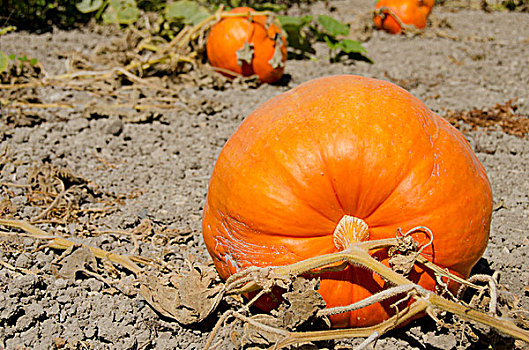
[221,234,529,347]
[333,215,370,251]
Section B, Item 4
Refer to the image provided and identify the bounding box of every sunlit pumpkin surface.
[202,75,492,328]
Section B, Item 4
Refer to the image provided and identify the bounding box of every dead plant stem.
[227,243,529,346]
[0,259,37,275]
[0,219,142,275]
[276,299,429,348]
[31,186,75,223]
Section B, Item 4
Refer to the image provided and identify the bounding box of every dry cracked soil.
[0,0,528,349]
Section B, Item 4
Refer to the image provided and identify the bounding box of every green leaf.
[277,15,313,28]
[323,35,337,49]
[277,15,315,56]
[30,58,39,66]
[324,37,371,63]
[165,1,211,26]
[252,2,286,12]
[317,15,349,37]
[103,0,139,24]
[102,7,117,23]
[0,26,17,36]
[333,39,367,54]
[76,0,104,13]
[8,54,16,60]
[0,51,9,73]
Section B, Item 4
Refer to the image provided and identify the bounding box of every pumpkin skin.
[374,0,430,34]
[202,75,492,328]
[420,0,435,16]
[206,7,287,84]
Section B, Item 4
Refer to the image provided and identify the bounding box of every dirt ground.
[1,0,528,349]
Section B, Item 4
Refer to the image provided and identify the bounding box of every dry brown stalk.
[0,99,188,111]
[30,186,77,223]
[0,258,37,275]
[0,219,142,275]
[0,182,31,188]
[222,237,529,348]
[0,99,74,109]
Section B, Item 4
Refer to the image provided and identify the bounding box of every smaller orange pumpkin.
[206,7,287,83]
[374,0,431,34]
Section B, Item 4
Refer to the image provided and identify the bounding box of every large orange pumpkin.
[206,7,287,84]
[374,0,432,34]
[202,75,492,328]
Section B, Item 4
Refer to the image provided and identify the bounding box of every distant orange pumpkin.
[374,0,432,34]
[206,7,287,83]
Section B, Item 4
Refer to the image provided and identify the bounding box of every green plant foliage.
[0,0,371,78]
[0,52,9,73]
[0,53,39,73]
[75,0,141,24]
[248,2,287,11]
[317,15,349,37]
[103,0,140,24]
[76,0,104,13]
[277,14,369,62]
[324,37,371,63]
[0,0,92,31]
[0,26,17,35]
[328,38,367,54]
[277,15,315,57]
[165,0,211,26]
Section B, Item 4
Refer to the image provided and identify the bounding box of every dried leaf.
[139,264,224,324]
[131,218,154,236]
[389,233,420,275]
[51,245,97,279]
[241,314,284,347]
[237,267,293,292]
[389,253,419,276]
[445,100,529,139]
[0,198,17,218]
[155,226,193,244]
[281,277,326,330]
[268,34,285,69]
[236,42,254,67]
[54,337,67,348]
[139,274,180,318]
[237,276,327,349]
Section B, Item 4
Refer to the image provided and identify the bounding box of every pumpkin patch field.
[1,0,528,349]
